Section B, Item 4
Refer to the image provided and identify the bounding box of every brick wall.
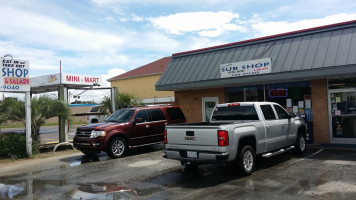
[311,79,330,143]
[175,88,225,122]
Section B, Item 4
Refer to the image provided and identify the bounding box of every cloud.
[101,68,127,87]
[250,13,356,38]
[0,5,125,53]
[149,11,246,37]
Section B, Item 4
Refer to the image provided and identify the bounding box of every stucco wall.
[110,74,174,99]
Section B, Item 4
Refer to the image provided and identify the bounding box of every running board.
[129,142,163,148]
[262,146,295,158]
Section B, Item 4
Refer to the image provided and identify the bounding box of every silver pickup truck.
[163,102,307,175]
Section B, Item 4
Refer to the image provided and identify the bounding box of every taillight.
[218,130,229,146]
[164,129,167,144]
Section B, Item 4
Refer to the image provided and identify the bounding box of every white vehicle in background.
[87,105,107,124]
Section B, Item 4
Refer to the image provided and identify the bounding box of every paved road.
[1,125,83,144]
[0,146,355,199]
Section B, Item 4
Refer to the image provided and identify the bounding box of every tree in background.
[100,92,142,114]
[0,96,72,143]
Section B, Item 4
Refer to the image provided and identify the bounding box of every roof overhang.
[156,64,356,91]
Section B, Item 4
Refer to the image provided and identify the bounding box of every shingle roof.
[156,20,356,91]
[108,56,171,81]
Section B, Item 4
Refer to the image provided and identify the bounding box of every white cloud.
[250,13,356,38]
[120,14,145,22]
[101,68,127,87]
[149,11,244,37]
[0,41,60,73]
[0,5,125,53]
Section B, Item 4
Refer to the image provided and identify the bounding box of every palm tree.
[99,92,142,114]
[0,95,72,143]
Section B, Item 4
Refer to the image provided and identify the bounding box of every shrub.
[0,133,39,159]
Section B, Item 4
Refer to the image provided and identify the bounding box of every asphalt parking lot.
[0,146,355,199]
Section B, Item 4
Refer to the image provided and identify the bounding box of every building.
[156,20,356,145]
[108,57,174,104]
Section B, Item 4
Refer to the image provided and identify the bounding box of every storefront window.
[226,81,313,143]
[226,85,264,102]
[329,78,356,140]
[267,81,311,117]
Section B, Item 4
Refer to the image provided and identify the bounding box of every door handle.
[281,123,285,127]
[146,125,150,128]
[266,125,271,129]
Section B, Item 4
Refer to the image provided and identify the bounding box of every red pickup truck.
[73,105,186,158]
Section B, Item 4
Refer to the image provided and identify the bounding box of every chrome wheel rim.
[243,151,253,171]
[300,137,306,152]
[112,140,124,156]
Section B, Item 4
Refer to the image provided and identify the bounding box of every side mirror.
[135,118,143,123]
[289,112,297,118]
[132,118,142,126]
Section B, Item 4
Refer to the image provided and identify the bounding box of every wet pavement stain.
[1,148,356,199]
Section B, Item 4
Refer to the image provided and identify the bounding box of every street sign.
[1,58,30,92]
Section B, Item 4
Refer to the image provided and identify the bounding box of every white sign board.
[31,73,102,87]
[62,73,102,85]
[1,58,30,92]
[220,58,272,78]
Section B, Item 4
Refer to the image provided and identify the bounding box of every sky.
[1,0,356,102]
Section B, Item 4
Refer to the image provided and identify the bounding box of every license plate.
[187,151,197,158]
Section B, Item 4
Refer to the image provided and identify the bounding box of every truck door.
[273,104,295,145]
[260,104,285,150]
[148,109,167,143]
[130,110,153,145]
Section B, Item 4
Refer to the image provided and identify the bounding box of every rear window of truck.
[212,106,259,121]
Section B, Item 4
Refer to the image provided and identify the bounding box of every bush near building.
[0,133,39,159]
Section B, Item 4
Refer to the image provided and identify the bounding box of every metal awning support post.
[25,91,32,157]
[111,87,117,113]
[54,85,75,152]
[58,85,68,143]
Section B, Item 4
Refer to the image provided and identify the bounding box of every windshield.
[105,109,135,123]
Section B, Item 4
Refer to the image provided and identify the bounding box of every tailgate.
[166,127,219,146]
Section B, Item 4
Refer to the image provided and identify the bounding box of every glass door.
[329,88,356,144]
[202,97,219,122]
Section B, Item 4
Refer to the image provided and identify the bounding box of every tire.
[236,145,255,176]
[294,133,306,155]
[181,161,199,170]
[107,137,127,158]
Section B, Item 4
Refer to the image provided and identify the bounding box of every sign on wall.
[1,58,30,92]
[62,73,101,85]
[220,58,272,78]
[269,89,288,98]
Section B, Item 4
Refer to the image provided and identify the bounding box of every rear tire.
[107,137,127,158]
[294,133,306,155]
[236,145,255,176]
